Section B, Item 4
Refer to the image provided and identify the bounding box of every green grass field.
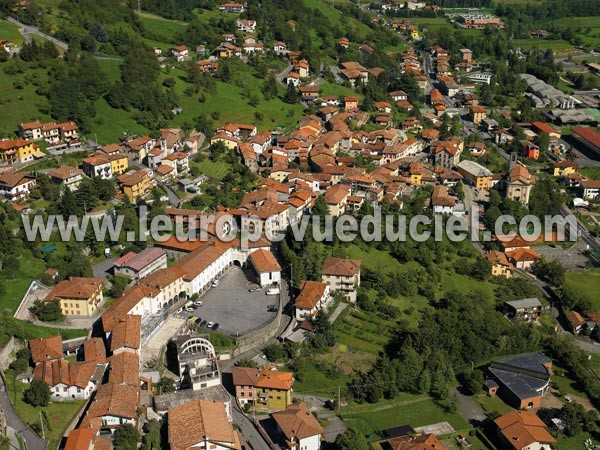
[0,18,25,45]
[563,270,600,312]
[191,160,232,180]
[473,393,512,416]
[513,38,574,51]
[410,17,451,30]
[0,70,53,135]
[3,370,85,450]
[341,394,470,437]
[304,0,372,39]
[138,12,188,44]
[580,167,600,180]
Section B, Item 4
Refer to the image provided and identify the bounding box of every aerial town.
[0,0,600,449]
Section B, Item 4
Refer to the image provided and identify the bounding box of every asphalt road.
[7,15,68,50]
[0,373,47,450]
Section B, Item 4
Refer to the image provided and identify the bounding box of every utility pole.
[337,386,341,414]
[137,0,142,15]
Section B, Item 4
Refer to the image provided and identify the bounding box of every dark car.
[211,323,220,331]
[267,304,279,312]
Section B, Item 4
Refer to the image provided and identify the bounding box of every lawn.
[556,432,596,450]
[291,359,351,396]
[3,370,85,450]
[90,98,149,144]
[0,254,46,314]
[340,395,470,438]
[409,17,452,30]
[0,70,52,134]
[473,393,512,416]
[303,0,372,39]
[334,308,395,355]
[580,167,600,180]
[191,160,231,181]
[563,270,600,312]
[96,58,123,84]
[138,13,188,44]
[512,38,573,51]
[0,18,25,45]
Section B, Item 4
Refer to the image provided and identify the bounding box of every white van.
[266,287,280,296]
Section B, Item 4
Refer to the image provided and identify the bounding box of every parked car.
[266,287,280,296]
[211,323,220,331]
[194,301,203,307]
[211,280,220,287]
[267,304,278,312]
[200,320,207,327]
[207,321,215,328]
[185,307,195,312]
[248,287,261,293]
[195,317,203,324]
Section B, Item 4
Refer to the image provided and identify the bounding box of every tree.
[236,358,258,368]
[31,300,64,322]
[109,275,130,298]
[141,420,162,450]
[335,429,369,450]
[24,379,51,407]
[534,258,565,287]
[113,424,140,450]
[283,83,298,104]
[156,377,176,394]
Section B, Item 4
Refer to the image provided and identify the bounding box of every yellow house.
[483,250,512,279]
[255,369,293,411]
[210,132,238,150]
[107,153,129,175]
[553,161,577,177]
[0,139,36,165]
[411,29,420,39]
[44,277,104,316]
[118,169,152,201]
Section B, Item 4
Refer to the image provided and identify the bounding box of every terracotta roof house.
[248,248,282,287]
[566,310,586,334]
[30,335,63,364]
[34,359,100,400]
[321,257,361,303]
[505,247,541,271]
[44,277,104,317]
[483,250,513,279]
[271,402,324,450]
[232,368,294,410]
[323,184,350,216]
[494,410,556,450]
[109,314,142,354]
[232,366,260,405]
[386,433,444,450]
[168,400,241,450]
[294,281,330,321]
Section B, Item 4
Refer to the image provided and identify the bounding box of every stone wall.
[0,337,18,371]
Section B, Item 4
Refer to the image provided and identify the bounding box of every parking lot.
[191,266,278,337]
[535,241,589,270]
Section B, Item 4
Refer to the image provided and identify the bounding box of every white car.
[266,287,280,296]
[194,301,203,307]
[185,307,195,312]
[207,321,215,328]
[211,280,220,287]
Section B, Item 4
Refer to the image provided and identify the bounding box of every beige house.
[321,257,361,303]
[483,250,512,278]
[323,184,350,216]
[44,277,104,316]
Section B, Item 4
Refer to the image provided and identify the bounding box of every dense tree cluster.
[349,290,542,404]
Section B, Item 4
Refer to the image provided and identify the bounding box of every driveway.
[0,373,47,450]
[453,388,486,423]
[192,267,277,337]
[93,257,117,281]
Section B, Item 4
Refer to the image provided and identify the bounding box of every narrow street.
[0,373,47,450]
